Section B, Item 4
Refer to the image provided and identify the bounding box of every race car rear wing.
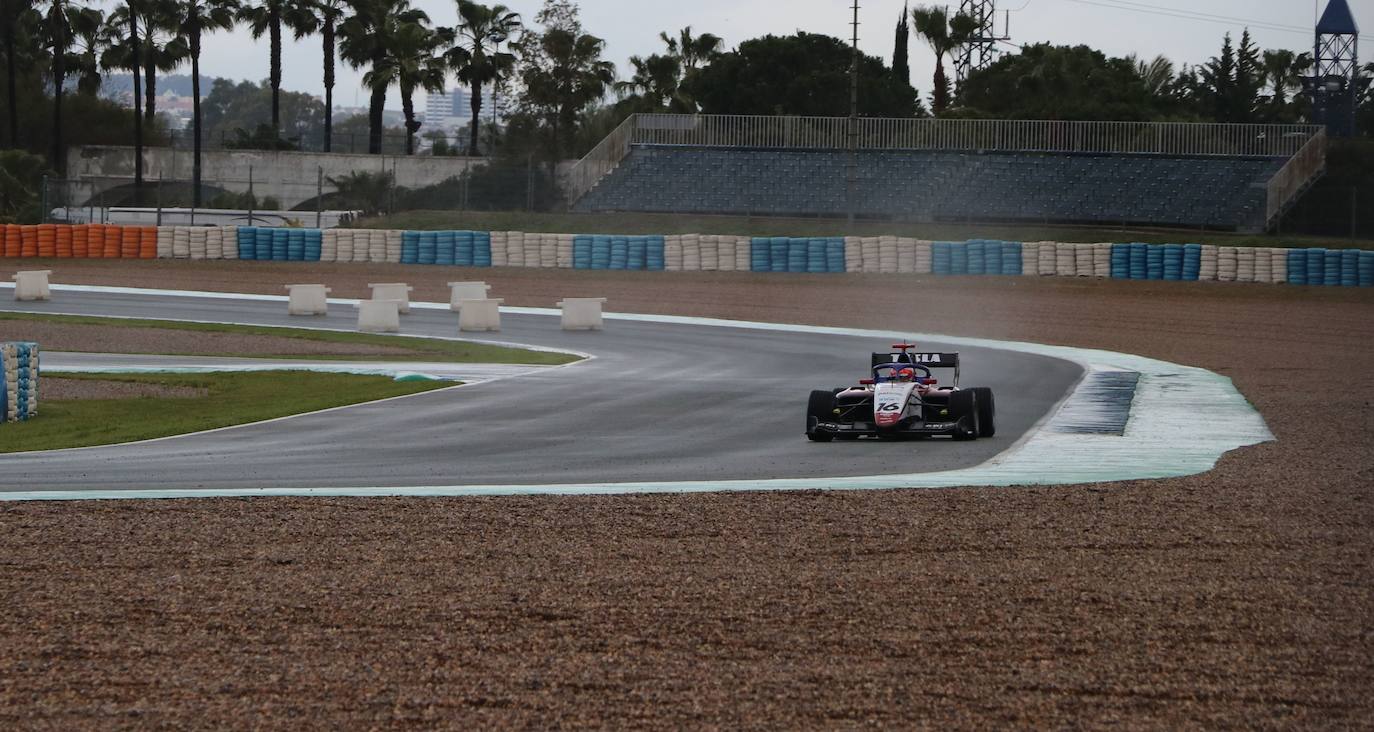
[871,351,961,386]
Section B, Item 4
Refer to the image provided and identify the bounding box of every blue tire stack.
[401,231,420,264]
[749,238,770,272]
[1287,248,1307,285]
[609,236,628,270]
[826,238,846,273]
[456,231,475,266]
[628,236,647,270]
[1001,241,1022,275]
[255,228,274,260]
[1129,243,1148,280]
[1110,244,1130,279]
[473,231,492,266]
[416,231,437,265]
[1306,248,1326,286]
[304,229,322,261]
[573,235,593,269]
[769,237,788,272]
[237,227,257,260]
[1162,244,1183,281]
[436,231,456,265]
[1339,249,1359,287]
[1360,251,1374,287]
[932,242,953,275]
[1182,244,1202,281]
[967,240,986,275]
[1,342,39,423]
[647,236,666,271]
[286,229,306,261]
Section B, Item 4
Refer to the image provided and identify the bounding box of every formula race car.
[806,344,995,441]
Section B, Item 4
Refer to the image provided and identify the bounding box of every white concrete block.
[357,299,400,333]
[458,298,503,332]
[12,270,52,301]
[368,282,414,313]
[447,281,492,311]
[557,297,607,330]
[286,284,331,315]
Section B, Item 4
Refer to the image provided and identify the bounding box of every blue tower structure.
[1307,0,1362,137]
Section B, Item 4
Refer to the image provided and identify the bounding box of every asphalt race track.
[0,290,1082,492]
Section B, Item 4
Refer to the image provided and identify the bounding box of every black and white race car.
[806,344,995,441]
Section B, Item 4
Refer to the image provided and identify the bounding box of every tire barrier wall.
[1,341,39,423]
[2,223,1371,287]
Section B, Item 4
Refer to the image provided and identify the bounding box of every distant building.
[423,88,479,132]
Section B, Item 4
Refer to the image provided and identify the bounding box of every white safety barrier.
[1236,247,1256,283]
[156,227,173,258]
[861,237,880,273]
[733,236,752,270]
[1055,242,1075,276]
[843,236,861,272]
[384,230,402,263]
[1038,241,1057,275]
[665,234,683,271]
[717,235,738,271]
[491,231,510,267]
[1198,244,1219,281]
[1019,241,1038,276]
[321,229,338,262]
[915,240,934,274]
[879,235,899,274]
[1,341,39,422]
[12,270,52,301]
[368,283,414,313]
[447,281,491,311]
[895,237,915,273]
[458,298,503,332]
[682,233,701,270]
[508,230,528,267]
[1252,247,1271,283]
[701,233,719,270]
[1270,248,1288,284]
[286,284,331,315]
[189,227,208,259]
[1093,243,1112,278]
[557,233,573,269]
[356,299,400,333]
[334,229,353,262]
[1074,243,1094,277]
[1217,247,1238,282]
[207,227,224,259]
[172,226,190,258]
[557,297,608,330]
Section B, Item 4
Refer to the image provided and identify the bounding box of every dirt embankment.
[0,259,1371,729]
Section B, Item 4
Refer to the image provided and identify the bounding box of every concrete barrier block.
[357,300,400,333]
[448,281,492,311]
[368,282,414,313]
[13,270,52,300]
[557,297,607,330]
[286,284,331,315]
[458,298,503,332]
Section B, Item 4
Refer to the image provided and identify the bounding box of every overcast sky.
[158,0,1371,111]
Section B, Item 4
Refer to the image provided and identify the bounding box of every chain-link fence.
[40,154,561,225]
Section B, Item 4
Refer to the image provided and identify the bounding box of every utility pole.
[847,0,860,226]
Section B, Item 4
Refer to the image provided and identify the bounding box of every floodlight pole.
[847,0,860,227]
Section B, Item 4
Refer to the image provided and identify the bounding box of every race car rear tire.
[949,390,980,441]
[969,387,996,438]
[807,390,836,442]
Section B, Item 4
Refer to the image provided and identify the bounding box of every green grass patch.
[0,371,452,453]
[357,210,1372,250]
[0,312,579,365]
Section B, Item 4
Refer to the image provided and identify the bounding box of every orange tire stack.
[2,224,20,258]
[19,225,38,257]
[72,225,89,258]
[104,225,122,258]
[139,226,157,259]
[54,225,73,258]
[35,224,56,257]
[120,225,139,258]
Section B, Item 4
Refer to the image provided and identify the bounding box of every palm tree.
[520,28,614,160]
[2,0,37,148]
[138,0,184,125]
[445,1,520,157]
[174,0,236,205]
[614,53,680,111]
[284,0,343,151]
[910,5,976,114]
[365,20,445,155]
[1130,53,1175,97]
[339,0,428,154]
[36,0,101,171]
[236,0,289,132]
[659,26,720,73]
[102,1,145,200]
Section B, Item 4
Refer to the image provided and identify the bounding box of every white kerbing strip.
[0,284,1274,500]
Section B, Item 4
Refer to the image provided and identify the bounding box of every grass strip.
[0,312,578,365]
[0,371,452,453]
[357,210,1373,250]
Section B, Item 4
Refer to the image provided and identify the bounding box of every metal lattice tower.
[1306,0,1361,137]
[954,0,1007,84]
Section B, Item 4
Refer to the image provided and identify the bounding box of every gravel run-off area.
[0,258,1371,729]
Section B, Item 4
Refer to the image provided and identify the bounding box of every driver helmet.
[896,367,915,382]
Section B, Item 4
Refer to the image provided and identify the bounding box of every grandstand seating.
[575,145,1286,231]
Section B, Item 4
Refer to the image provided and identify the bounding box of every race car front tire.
[807,390,836,442]
[968,387,996,438]
[949,389,980,441]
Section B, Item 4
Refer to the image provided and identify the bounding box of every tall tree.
[339,0,428,154]
[1129,53,1174,97]
[659,26,721,73]
[37,0,101,172]
[174,0,237,205]
[364,20,445,155]
[957,44,1161,120]
[446,1,521,157]
[910,5,976,114]
[1,0,37,148]
[892,4,910,87]
[283,0,343,151]
[519,28,614,160]
[102,1,145,200]
[236,0,288,131]
[139,0,183,124]
[614,53,680,112]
